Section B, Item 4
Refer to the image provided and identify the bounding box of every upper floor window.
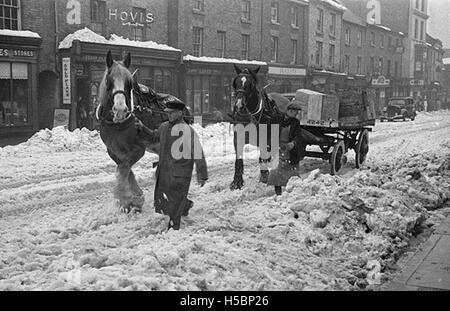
[271,2,279,24]
[271,36,279,62]
[317,8,324,32]
[380,34,384,48]
[291,6,299,27]
[345,28,350,45]
[329,44,335,68]
[415,0,420,9]
[421,0,426,12]
[414,19,419,39]
[193,27,203,57]
[91,0,106,34]
[357,30,362,47]
[291,39,298,64]
[216,31,226,58]
[357,56,362,74]
[370,32,375,46]
[242,34,250,60]
[131,7,146,41]
[420,21,424,41]
[344,54,350,73]
[241,0,251,21]
[330,13,336,36]
[388,36,392,48]
[0,0,20,30]
[315,41,323,66]
[194,0,204,11]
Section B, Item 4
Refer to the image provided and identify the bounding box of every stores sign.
[108,9,154,27]
[62,58,72,105]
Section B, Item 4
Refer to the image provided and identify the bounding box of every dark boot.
[275,186,282,196]
[182,200,194,217]
[168,217,181,231]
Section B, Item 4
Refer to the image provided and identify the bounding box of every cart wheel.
[330,141,345,176]
[355,129,369,169]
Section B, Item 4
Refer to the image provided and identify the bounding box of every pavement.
[385,214,450,291]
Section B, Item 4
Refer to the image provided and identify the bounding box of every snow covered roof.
[58,27,181,52]
[375,24,392,32]
[183,55,267,66]
[443,58,450,65]
[343,10,366,27]
[320,0,346,11]
[0,29,41,38]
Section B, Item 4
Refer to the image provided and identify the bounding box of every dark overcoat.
[154,119,208,228]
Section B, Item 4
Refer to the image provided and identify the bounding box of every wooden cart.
[294,89,375,175]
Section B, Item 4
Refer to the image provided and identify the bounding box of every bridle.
[232,73,264,125]
[96,69,136,124]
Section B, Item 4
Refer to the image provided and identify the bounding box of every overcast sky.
[428,0,450,49]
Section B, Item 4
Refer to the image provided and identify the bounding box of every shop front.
[181,56,268,122]
[0,31,42,140]
[58,29,182,130]
[266,65,307,94]
[369,75,392,115]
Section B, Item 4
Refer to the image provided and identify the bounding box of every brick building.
[0,0,46,140]
[424,34,445,110]
[307,0,347,94]
[173,0,309,117]
[341,9,367,90]
[340,0,430,99]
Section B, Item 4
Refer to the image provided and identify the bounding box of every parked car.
[380,97,417,122]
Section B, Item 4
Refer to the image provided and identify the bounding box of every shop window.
[0,0,20,30]
[91,0,106,35]
[0,62,29,126]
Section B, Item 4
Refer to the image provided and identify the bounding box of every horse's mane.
[97,69,109,107]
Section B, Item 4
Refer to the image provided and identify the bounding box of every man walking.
[153,99,208,230]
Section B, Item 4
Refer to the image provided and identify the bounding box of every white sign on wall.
[66,0,81,25]
[62,58,72,105]
[268,66,306,76]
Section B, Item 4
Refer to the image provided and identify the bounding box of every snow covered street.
[0,111,449,291]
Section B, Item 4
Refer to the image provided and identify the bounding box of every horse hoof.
[259,171,269,184]
[230,181,244,190]
[120,206,131,214]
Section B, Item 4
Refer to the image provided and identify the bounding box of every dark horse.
[229,64,290,190]
[96,50,190,213]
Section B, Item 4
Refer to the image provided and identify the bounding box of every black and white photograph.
[0,0,449,297]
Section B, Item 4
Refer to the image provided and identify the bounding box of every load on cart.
[288,89,376,175]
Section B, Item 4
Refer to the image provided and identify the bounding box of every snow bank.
[0,127,105,156]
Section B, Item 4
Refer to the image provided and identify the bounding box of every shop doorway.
[76,78,91,129]
[38,71,58,130]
